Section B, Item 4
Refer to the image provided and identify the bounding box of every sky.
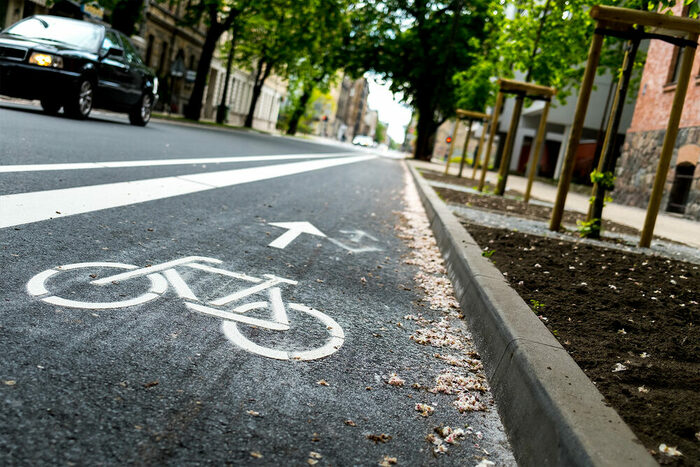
[366,75,413,144]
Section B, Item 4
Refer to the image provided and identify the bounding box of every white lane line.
[0,152,358,173]
[0,155,375,229]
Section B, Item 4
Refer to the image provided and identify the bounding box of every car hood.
[0,34,92,55]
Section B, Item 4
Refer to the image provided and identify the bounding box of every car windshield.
[4,16,104,52]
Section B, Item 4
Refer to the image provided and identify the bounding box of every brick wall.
[617,3,700,220]
[628,4,700,132]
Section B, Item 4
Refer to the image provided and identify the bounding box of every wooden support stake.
[524,100,550,203]
[587,38,640,239]
[479,92,504,191]
[472,119,489,179]
[496,95,524,196]
[640,37,698,247]
[443,119,461,175]
[549,30,604,231]
[458,119,474,178]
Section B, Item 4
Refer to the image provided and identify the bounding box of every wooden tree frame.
[549,5,700,247]
[444,109,490,178]
[477,79,556,194]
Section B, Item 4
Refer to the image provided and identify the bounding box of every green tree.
[374,120,387,144]
[108,0,143,36]
[182,0,252,121]
[348,0,492,160]
[284,1,352,135]
[235,0,329,129]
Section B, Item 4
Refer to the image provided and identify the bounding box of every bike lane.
[0,155,514,465]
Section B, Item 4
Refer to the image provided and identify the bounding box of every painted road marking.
[27,262,168,309]
[0,152,359,173]
[268,221,326,249]
[328,229,383,253]
[92,256,222,285]
[25,257,345,361]
[0,155,375,229]
[209,274,297,307]
[220,303,345,361]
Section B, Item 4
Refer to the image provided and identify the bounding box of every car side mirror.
[105,46,124,58]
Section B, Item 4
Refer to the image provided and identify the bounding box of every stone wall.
[616,127,700,220]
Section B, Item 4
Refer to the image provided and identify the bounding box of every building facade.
[333,75,371,142]
[615,3,700,219]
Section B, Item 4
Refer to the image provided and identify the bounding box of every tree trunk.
[286,81,314,135]
[588,38,641,239]
[184,26,221,121]
[110,0,143,36]
[244,60,272,128]
[413,110,437,161]
[216,32,237,124]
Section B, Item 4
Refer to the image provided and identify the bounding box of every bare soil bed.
[421,170,645,238]
[465,223,700,465]
[420,169,700,464]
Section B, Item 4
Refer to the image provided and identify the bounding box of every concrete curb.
[407,162,657,467]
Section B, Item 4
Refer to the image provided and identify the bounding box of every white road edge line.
[0,155,376,229]
[0,152,359,173]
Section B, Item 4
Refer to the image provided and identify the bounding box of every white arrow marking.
[268,222,326,249]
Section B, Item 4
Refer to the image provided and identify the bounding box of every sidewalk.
[413,159,700,249]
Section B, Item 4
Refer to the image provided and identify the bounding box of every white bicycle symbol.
[26,256,344,361]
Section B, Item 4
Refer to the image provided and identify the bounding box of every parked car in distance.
[0,15,158,125]
[352,135,375,147]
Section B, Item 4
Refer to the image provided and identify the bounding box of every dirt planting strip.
[407,162,657,467]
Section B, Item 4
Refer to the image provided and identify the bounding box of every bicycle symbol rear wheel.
[27,262,167,309]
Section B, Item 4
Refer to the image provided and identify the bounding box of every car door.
[117,32,146,106]
[96,30,130,107]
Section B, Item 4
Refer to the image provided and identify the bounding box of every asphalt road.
[0,103,514,465]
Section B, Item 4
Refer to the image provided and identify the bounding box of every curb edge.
[406,161,657,467]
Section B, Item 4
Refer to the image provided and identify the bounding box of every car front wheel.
[65,79,93,120]
[129,93,152,126]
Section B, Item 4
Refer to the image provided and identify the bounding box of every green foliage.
[266,0,352,134]
[590,169,616,189]
[481,249,495,258]
[529,299,545,311]
[448,0,692,114]
[375,120,387,144]
[347,0,493,158]
[577,218,601,237]
[453,60,498,113]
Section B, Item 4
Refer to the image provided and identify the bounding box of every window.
[100,30,121,57]
[119,33,144,65]
[158,41,168,75]
[667,2,696,84]
[668,46,684,84]
[145,34,154,67]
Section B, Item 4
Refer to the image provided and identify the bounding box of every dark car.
[0,15,157,125]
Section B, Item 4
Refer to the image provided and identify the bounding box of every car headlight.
[152,77,159,95]
[28,52,63,69]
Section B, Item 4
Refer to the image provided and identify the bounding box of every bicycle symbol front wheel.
[27,262,167,309]
[220,303,344,361]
